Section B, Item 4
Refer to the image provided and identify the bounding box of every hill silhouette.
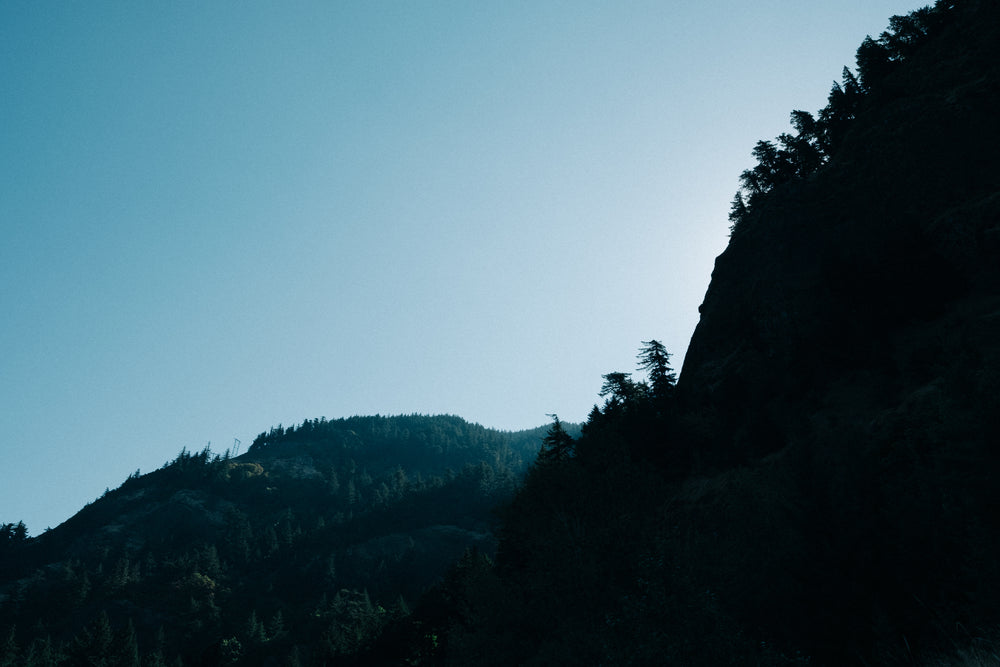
[3,0,1000,664]
[388,1,1000,664]
[0,415,555,665]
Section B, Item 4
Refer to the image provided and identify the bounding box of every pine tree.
[266,611,285,641]
[284,646,304,667]
[393,594,411,618]
[219,637,243,664]
[0,626,18,667]
[117,619,141,667]
[728,192,749,234]
[537,415,575,465]
[25,635,58,667]
[599,372,639,412]
[245,611,266,645]
[70,611,114,665]
[636,340,676,399]
[12,522,27,542]
[144,627,167,667]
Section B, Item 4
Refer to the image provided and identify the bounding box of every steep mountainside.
[389,2,1000,665]
[2,2,998,665]
[669,0,1000,659]
[680,0,1000,465]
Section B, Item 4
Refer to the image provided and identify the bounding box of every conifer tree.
[636,340,676,399]
[245,610,266,645]
[728,192,749,233]
[537,415,575,465]
[0,626,18,667]
[118,619,141,667]
[284,646,304,667]
[26,635,58,667]
[599,372,640,414]
[71,611,114,665]
[219,637,243,664]
[144,627,167,667]
[12,522,27,542]
[267,611,285,641]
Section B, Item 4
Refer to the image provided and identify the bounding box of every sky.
[1,1,924,534]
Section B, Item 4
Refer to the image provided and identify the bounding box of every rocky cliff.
[673,1,1000,658]
[680,0,1000,467]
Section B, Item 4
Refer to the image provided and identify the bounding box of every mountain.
[673,0,1000,659]
[5,1,1000,665]
[0,414,554,665]
[383,2,1000,665]
[680,0,1000,468]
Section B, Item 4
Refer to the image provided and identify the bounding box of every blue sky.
[1,1,922,533]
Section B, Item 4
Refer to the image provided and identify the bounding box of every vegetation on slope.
[3,1,999,664]
[384,1,1000,664]
[0,415,551,665]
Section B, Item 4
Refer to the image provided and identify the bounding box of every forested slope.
[0,415,550,665]
[3,1,999,664]
[389,2,1000,664]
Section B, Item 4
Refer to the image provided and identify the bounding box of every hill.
[0,414,554,665]
[4,1,999,664]
[385,1,1000,664]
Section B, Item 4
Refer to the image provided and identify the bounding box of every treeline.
[366,1,1000,662]
[3,1,994,663]
[729,1,952,234]
[0,415,546,665]
[368,341,806,664]
[376,346,999,664]
[0,521,28,548]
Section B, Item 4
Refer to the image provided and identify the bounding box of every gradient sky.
[2,1,922,534]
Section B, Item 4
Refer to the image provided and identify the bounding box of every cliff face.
[670,3,1000,657]
[679,0,1000,466]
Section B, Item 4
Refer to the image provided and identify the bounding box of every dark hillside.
[680,0,1000,465]
[3,2,998,665]
[0,414,549,665]
[397,2,1000,664]
[674,3,1000,653]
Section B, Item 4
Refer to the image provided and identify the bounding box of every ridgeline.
[3,1,999,664]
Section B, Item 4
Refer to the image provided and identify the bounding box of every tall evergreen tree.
[71,611,114,665]
[537,415,575,465]
[12,522,27,543]
[144,627,167,667]
[728,191,749,233]
[25,635,58,667]
[636,340,676,399]
[599,372,638,411]
[0,626,18,667]
[118,619,141,667]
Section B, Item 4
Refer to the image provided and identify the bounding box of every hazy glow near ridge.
[1,1,922,533]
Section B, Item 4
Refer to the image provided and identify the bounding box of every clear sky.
[1,1,922,534]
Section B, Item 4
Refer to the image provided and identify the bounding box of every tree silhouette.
[636,340,676,399]
[599,372,639,412]
[728,2,949,237]
[537,415,575,465]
